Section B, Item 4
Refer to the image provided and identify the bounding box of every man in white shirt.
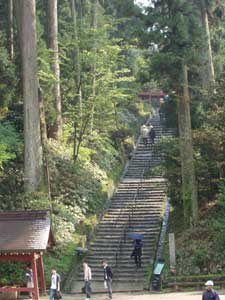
[83,259,92,300]
[49,268,60,300]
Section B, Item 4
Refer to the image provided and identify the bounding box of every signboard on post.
[169,233,176,267]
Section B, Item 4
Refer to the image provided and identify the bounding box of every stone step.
[109,200,165,205]
[90,236,158,246]
[87,251,155,259]
[69,279,145,293]
[110,197,165,201]
[75,270,146,280]
[112,190,165,194]
[117,185,166,189]
[95,226,160,233]
[109,202,165,207]
[105,207,164,213]
[95,229,159,235]
[99,215,162,222]
[95,229,161,237]
[99,220,161,226]
[89,245,157,254]
[95,223,160,230]
[91,237,158,245]
[109,198,165,203]
[111,195,166,199]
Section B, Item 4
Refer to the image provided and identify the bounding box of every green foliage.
[0,122,21,175]
[153,136,182,207]
[44,241,78,286]
[0,35,16,107]
[146,0,202,86]
[192,248,208,271]
[218,180,225,207]
[0,262,25,285]
[15,192,50,210]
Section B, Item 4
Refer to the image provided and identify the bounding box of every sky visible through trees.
[135,0,152,7]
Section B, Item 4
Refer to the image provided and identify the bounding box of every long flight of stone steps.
[65,114,175,293]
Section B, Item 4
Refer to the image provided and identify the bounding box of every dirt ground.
[39,290,225,300]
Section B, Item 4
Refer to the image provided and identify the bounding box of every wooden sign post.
[169,233,176,267]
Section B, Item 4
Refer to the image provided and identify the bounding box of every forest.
[0,0,225,283]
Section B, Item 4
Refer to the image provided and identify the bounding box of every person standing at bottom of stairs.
[102,260,113,300]
[49,268,60,300]
[83,259,92,300]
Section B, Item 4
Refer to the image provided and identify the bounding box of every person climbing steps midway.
[149,125,156,144]
[140,124,149,146]
[130,239,143,268]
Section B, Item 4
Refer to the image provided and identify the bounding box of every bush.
[0,122,21,175]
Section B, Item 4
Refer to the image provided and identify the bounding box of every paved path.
[38,291,225,300]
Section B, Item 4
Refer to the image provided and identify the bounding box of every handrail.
[114,155,152,269]
[114,119,156,269]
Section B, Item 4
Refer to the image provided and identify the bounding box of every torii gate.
[0,210,54,300]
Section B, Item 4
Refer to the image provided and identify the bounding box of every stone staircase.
[65,114,175,293]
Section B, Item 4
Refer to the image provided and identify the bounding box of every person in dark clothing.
[158,107,163,122]
[131,239,143,268]
[102,260,113,300]
[149,125,156,144]
[202,280,220,300]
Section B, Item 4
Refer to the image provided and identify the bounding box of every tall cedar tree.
[146,0,199,224]
[48,0,62,140]
[14,0,43,191]
[197,0,215,88]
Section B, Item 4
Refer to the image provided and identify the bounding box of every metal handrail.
[114,127,156,269]
[114,159,151,269]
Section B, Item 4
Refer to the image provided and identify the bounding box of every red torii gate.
[0,210,54,300]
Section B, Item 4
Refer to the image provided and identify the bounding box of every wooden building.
[138,91,165,106]
[0,210,54,300]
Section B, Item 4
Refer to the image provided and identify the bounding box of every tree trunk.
[48,0,62,140]
[199,0,215,88]
[90,0,98,131]
[20,0,43,192]
[177,63,198,225]
[70,0,82,108]
[38,86,48,145]
[8,0,14,61]
[13,0,22,50]
[38,86,52,201]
